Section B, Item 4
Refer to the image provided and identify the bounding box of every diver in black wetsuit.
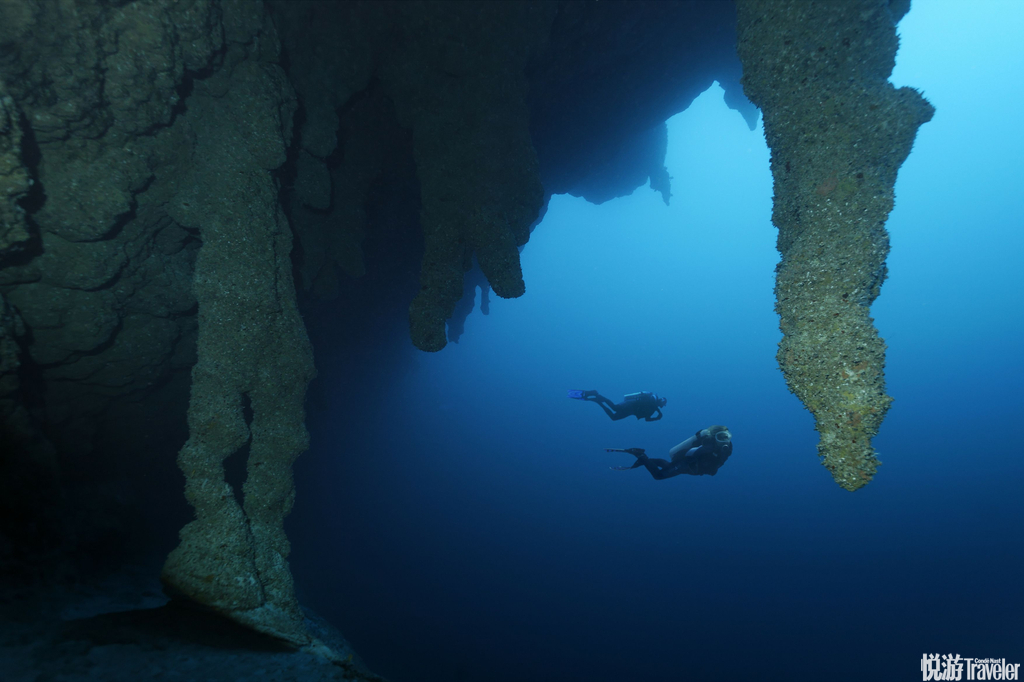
[568,389,666,422]
[607,425,733,480]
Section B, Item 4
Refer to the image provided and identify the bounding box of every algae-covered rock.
[0,0,224,465]
[0,87,31,258]
[379,3,554,351]
[273,1,554,351]
[159,21,316,646]
[736,0,934,490]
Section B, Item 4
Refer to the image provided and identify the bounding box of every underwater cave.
[1,1,1022,680]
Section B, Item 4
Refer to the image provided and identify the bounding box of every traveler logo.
[921,654,1021,681]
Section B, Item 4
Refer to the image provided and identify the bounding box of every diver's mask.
[715,431,730,444]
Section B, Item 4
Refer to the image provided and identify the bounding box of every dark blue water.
[288,3,1024,680]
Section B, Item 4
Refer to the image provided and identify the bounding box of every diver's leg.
[598,403,629,421]
[641,458,672,480]
[639,457,674,480]
[588,393,627,421]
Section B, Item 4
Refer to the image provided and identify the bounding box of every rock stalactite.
[272,2,556,352]
[379,3,556,352]
[158,17,317,647]
[0,1,940,674]
[736,0,933,490]
[271,1,754,352]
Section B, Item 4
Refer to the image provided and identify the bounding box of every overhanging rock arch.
[0,0,933,665]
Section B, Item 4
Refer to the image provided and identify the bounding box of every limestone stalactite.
[159,45,317,645]
[0,3,945,670]
[379,3,555,351]
[736,0,934,490]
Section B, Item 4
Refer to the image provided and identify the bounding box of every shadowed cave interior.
[0,1,936,680]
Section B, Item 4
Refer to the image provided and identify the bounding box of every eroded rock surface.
[0,2,936,674]
[0,0,220,570]
[737,0,933,490]
[0,83,31,258]
[272,1,754,351]
[159,23,316,645]
[0,0,221,465]
[0,0,333,656]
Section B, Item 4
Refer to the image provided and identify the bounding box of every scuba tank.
[623,391,652,402]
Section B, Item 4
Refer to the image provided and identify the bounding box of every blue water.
[289,2,1024,680]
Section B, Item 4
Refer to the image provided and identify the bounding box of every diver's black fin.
[610,460,644,471]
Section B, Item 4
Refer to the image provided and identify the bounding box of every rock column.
[160,24,315,643]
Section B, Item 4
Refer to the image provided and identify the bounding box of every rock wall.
[528,0,754,200]
[0,0,345,658]
[0,82,31,257]
[736,0,933,490]
[0,0,221,566]
[272,0,754,351]
[0,0,935,670]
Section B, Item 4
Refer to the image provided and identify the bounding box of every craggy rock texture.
[736,0,933,490]
[159,20,317,646]
[0,0,347,660]
[0,0,220,568]
[0,0,936,672]
[275,1,554,352]
[528,0,755,202]
[382,3,555,352]
[273,1,754,352]
[0,83,31,258]
[0,0,220,453]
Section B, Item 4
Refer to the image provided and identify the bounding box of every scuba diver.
[606,425,733,480]
[568,389,666,422]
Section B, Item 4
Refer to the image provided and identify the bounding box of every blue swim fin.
[567,389,585,400]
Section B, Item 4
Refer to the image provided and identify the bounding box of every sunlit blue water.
[289,2,1024,680]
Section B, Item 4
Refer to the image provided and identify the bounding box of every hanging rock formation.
[736,0,933,490]
[157,16,317,647]
[274,2,556,352]
[0,0,365,665]
[272,0,752,352]
[380,3,555,352]
[0,0,937,675]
